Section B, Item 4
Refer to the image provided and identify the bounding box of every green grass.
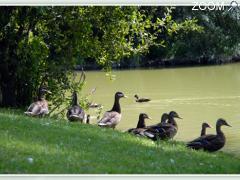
[0,109,240,174]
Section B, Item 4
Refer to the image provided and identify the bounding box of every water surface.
[82,63,240,154]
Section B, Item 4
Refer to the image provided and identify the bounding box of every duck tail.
[24,111,33,116]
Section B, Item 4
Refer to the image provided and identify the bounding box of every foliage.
[0,6,202,111]
[0,109,240,174]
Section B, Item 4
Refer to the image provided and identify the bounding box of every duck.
[86,114,90,124]
[144,111,182,140]
[127,113,151,136]
[186,118,231,152]
[66,91,85,122]
[24,86,51,117]
[200,122,212,136]
[98,92,127,129]
[146,113,169,128]
[134,94,151,103]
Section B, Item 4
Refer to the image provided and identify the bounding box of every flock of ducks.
[24,87,231,153]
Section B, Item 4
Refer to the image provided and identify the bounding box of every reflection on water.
[82,63,240,154]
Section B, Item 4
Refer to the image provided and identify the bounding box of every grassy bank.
[0,109,240,174]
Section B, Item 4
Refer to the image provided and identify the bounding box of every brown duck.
[144,111,182,140]
[134,94,151,103]
[66,91,85,122]
[200,122,212,136]
[24,86,51,117]
[187,119,231,152]
[98,92,127,129]
[127,113,151,136]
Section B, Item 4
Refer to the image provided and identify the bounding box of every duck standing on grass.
[187,119,231,152]
[24,86,51,117]
[144,111,182,141]
[66,91,85,122]
[134,94,151,103]
[127,113,151,136]
[98,92,127,129]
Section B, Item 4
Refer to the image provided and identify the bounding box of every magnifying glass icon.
[228,0,239,11]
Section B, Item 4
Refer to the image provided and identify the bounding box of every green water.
[83,63,240,154]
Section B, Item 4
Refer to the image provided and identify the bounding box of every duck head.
[202,122,212,129]
[134,94,139,99]
[217,118,231,127]
[115,92,127,99]
[139,113,152,120]
[39,86,52,95]
[38,86,51,100]
[169,111,182,119]
[161,113,169,123]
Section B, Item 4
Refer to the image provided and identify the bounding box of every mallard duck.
[98,92,127,129]
[127,113,151,136]
[66,91,85,122]
[86,114,90,124]
[24,86,51,117]
[134,94,151,103]
[187,119,231,152]
[200,122,212,136]
[146,113,169,128]
[144,111,182,140]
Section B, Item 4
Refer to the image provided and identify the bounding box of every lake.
[82,63,240,154]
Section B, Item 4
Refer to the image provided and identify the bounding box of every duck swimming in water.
[98,92,127,129]
[24,86,51,117]
[127,113,151,136]
[66,91,85,122]
[134,94,151,103]
[187,119,231,152]
[144,111,182,141]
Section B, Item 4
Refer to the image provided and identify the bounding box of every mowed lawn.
[0,109,240,174]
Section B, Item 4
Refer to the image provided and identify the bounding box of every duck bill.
[226,123,232,127]
[123,95,128,98]
[147,117,152,120]
[177,116,182,119]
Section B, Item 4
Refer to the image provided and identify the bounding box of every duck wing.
[25,102,42,116]
[187,134,217,150]
[98,111,121,127]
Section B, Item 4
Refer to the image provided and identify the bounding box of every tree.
[0,6,202,112]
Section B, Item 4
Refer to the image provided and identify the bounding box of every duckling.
[98,92,127,129]
[66,91,85,122]
[24,86,51,117]
[201,122,212,136]
[86,114,90,124]
[134,94,151,103]
[144,111,182,140]
[187,119,231,152]
[127,113,151,136]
